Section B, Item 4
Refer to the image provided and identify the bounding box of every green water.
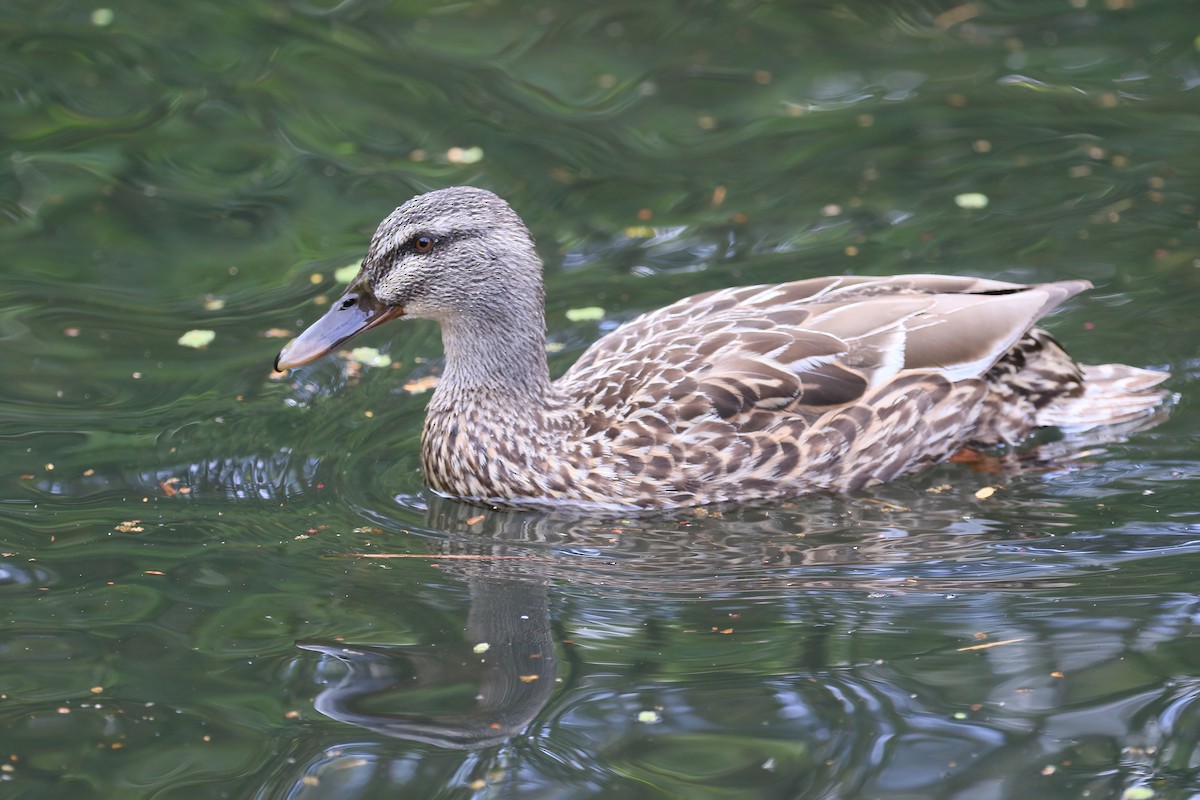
[2,1,1199,797]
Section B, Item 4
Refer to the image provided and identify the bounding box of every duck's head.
[274,186,542,371]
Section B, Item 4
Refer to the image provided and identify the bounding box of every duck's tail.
[1036,362,1173,435]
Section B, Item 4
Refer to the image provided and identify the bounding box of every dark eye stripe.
[379,230,480,264]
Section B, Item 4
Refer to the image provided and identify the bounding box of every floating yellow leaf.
[334,262,361,283]
[177,329,216,349]
[955,192,989,209]
[566,306,605,322]
[347,347,391,368]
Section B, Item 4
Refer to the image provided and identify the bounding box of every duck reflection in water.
[291,490,1075,751]
[298,574,556,750]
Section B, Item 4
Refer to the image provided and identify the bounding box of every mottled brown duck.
[275,186,1170,509]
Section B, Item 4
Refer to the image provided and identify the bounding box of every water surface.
[2,1,1198,797]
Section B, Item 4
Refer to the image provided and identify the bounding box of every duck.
[275,186,1171,509]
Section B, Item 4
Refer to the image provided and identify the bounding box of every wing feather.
[559,274,1091,436]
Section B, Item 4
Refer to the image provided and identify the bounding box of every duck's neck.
[422,308,574,501]
[432,309,557,413]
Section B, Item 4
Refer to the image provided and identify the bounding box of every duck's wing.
[559,274,1090,427]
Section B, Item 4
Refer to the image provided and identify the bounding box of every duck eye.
[413,235,435,253]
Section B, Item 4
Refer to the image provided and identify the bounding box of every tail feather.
[1037,363,1172,432]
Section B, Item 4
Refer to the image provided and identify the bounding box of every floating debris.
[957,637,1026,652]
[565,307,605,322]
[402,375,440,394]
[177,329,216,349]
[158,477,190,497]
[446,146,484,165]
[955,192,989,209]
[347,347,391,368]
[334,262,361,283]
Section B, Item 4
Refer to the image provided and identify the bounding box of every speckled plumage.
[276,187,1171,509]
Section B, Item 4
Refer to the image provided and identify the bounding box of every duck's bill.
[274,292,403,371]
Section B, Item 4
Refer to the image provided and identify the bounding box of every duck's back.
[561,274,1085,422]
[552,274,1164,505]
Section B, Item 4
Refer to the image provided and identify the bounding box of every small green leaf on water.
[955,192,989,209]
[91,8,114,26]
[334,262,361,284]
[348,347,391,368]
[177,329,216,349]
[636,710,661,724]
[566,306,605,322]
[1121,788,1156,800]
